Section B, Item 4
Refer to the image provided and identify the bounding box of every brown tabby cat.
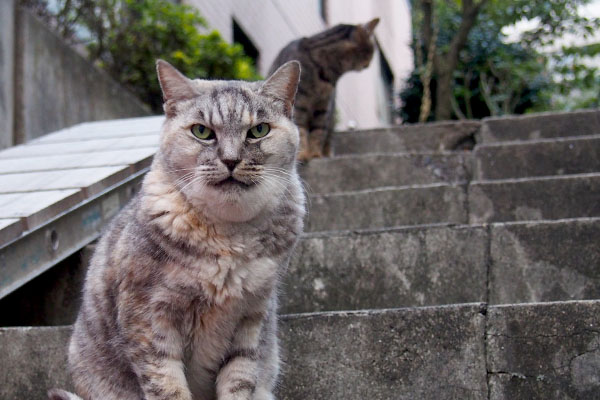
[269,18,379,161]
[48,59,305,400]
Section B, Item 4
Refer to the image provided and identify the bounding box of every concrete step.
[489,218,600,304]
[304,133,600,195]
[486,301,600,399]
[306,184,467,231]
[331,120,481,155]
[480,109,600,143]
[303,134,600,195]
[474,135,600,180]
[283,218,600,313]
[5,217,595,326]
[3,301,600,400]
[331,110,600,158]
[307,173,600,231]
[286,224,486,313]
[301,152,470,194]
[469,173,600,224]
[282,301,600,399]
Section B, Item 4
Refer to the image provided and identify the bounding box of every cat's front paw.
[253,387,275,400]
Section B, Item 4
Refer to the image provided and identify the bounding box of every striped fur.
[49,61,304,400]
[269,18,379,161]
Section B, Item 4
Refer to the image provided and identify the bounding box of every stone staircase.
[2,110,600,399]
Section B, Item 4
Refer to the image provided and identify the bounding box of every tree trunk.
[435,68,453,121]
[428,0,487,121]
[419,21,438,122]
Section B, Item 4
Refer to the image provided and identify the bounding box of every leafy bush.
[43,0,260,112]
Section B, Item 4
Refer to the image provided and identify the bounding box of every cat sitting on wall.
[269,18,380,161]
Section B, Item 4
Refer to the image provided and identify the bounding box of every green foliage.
[547,43,600,110]
[402,0,600,121]
[50,0,260,112]
[454,14,553,118]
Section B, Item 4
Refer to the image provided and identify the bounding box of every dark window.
[379,47,395,124]
[233,19,259,68]
[318,0,328,23]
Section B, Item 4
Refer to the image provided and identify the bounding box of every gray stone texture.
[331,120,481,155]
[0,305,489,400]
[474,135,600,180]
[4,302,600,400]
[0,326,74,400]
[283,225,487,313]
[487,301,600,400]
[480,109,600,143]
[307,184,467,231]
[489,218,600,304]
[469,174,600,224]
[0,0,15,149]
[301,152,470,194]
[13,9,149,144]
[278,305,488,400]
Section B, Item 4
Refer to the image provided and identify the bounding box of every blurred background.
[2,0,600,147]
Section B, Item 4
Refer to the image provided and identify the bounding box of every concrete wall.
[0,0,15,149]
[187,0,413,130]
[1,8,150,149]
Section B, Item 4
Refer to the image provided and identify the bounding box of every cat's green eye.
[248,123,271,139]
[191,124,215,140]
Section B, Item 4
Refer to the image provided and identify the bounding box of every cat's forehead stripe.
[203,86,266,127]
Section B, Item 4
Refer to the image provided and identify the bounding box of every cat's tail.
[48,388,84,400]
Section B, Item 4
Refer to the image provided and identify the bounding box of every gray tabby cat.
[48,59,305,400]
[269,18,379,161]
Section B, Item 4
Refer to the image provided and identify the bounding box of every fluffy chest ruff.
[138,167,305,305]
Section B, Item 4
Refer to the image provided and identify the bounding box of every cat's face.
[156,60,301,223]
[345,18,379,71]
[340,18,379,71]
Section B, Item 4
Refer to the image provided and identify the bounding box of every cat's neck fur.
[301,39,344,83]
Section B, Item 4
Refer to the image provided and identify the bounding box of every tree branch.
[445,0,487,71]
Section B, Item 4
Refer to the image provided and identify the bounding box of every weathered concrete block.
[490,218,600,304]
[474,136,600,180]
[1,305,488,400]
[301,152,470,194]
[331,121,481,155]
[480,109,600,143]
[283,225,487,313]
[487,301,600,400]
[307,184,467,231]
[0,0,15,149]
[469,174,600,224]
[279,305,487,400]
[0,326,74,400]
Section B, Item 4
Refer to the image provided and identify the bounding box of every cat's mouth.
[213,176,252,189]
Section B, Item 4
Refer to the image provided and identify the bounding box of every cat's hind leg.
[297,126,311,162]
[307,128,327,159]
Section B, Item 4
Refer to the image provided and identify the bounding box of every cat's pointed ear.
[156,59,198,102]
[260,61,301,117]
[363,18,380,36]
